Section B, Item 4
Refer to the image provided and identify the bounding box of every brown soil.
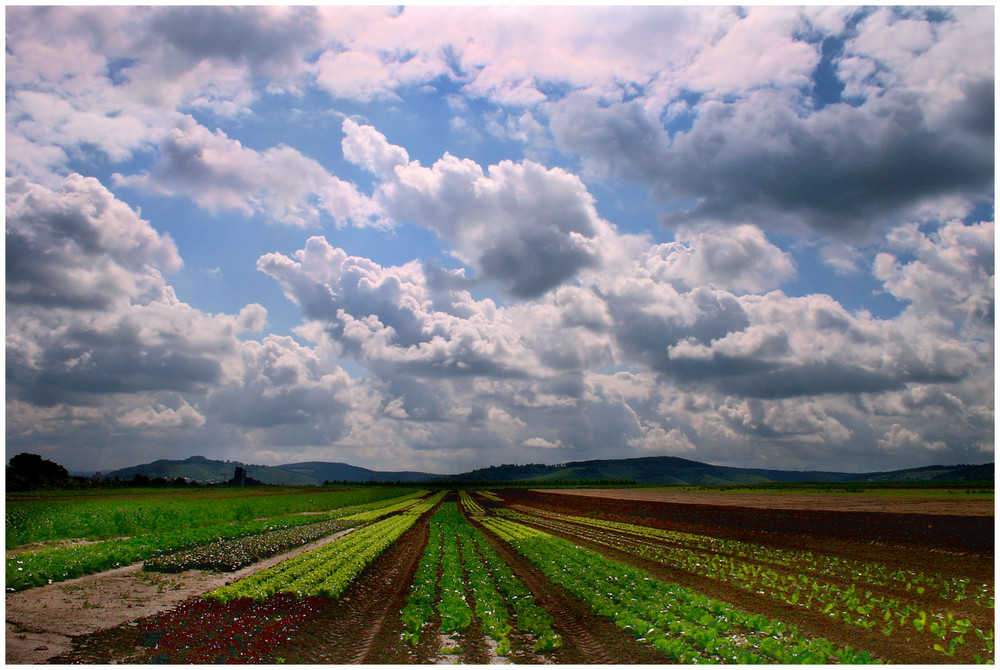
[6,528,356,664]
[500,489,995,664]
[469,515,673,664]
[544,488,995,516]
[514,489,994,571]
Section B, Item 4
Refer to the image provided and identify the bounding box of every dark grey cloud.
[343,121,609,298]
[147,6,321,73]
[6,176,254,408]
[7,175,181,311]
[549,81,994,238]
[603,285,750,372]
[207,336,352,431]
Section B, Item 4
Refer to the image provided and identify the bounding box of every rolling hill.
[100,454,994,487]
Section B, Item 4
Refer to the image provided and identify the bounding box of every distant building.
[228,466,263,486]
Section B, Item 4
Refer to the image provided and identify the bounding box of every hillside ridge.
[99,454,994,486]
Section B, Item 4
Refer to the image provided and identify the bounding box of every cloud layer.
[6,6,993,473]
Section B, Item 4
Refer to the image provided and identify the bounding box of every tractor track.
[472,515,671,664]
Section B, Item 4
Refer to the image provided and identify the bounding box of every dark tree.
[6,453,73,491]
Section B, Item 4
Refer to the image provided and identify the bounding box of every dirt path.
[6,527,356,664]
[542,488,995,516]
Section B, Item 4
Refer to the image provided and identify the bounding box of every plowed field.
[7,488,993,665]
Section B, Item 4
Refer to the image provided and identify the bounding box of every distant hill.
[274,461,436,484]
[450,457,994,486]
[100,454,993,487]
[102,456,318,485]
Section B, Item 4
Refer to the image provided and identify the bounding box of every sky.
[5,5,994,475]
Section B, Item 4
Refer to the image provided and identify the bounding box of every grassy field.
[7,485,418,549]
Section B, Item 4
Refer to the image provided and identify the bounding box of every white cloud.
[874,219,994,335]
[644,225,795,293]
[117,401,206,431]
[114,117,381,227]
[343,120,614,297]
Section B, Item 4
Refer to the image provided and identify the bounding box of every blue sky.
[6,6,994,474]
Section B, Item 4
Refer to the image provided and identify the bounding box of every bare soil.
[5,528,355,664]
[501,488,995,664]
[544,488,995,516]
[521,489,995,563]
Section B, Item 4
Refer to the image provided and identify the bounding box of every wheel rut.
[473,516,671,664]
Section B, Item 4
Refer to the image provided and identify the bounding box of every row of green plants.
[207,491,445,603]
[508,507,993,662]
[338,490,429,522]
[7,487,417,548]
[482,516,877,664]
[458,490,486,516]
[476,490,503,502]
[143,517,357,572]
[399,503,561,657]
[7,490,426,591]
[509,505,992,607]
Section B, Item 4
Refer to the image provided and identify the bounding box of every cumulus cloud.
[117,401,206,431]
[875,219,994,335]
[258,236,543,377]
[6,176,256,408]
[642,225,795,293]
[664,290,981,398]
[4,6,993,474]
[545,8,993,239]
[342,120,612,297]
[114,117,380,227]
[7,174,181,311]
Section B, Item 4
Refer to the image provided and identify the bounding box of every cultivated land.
[543,487,996,516]
[6,485,994,664]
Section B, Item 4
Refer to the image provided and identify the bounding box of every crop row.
[400,503,560,657]
[458,491,486,516]
[207,491,445,604]
[338,490,430,523]
[482,516,876,664]
[508,508,993,661]
[143,517,357,572]
[477,490,504,502]
[7,487,419,549]
[7,491,427,591]
[508,505,991,607]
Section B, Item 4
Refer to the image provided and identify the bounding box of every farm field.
[543,487,995,516]
[6,486,994,664]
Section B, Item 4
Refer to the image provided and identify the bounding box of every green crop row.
[463,517,561,653]
[508,505,991,607]
[477,490,503,502]
[400,511,444,644]
[339,490,430,523]
[143,517,357,572]
[514,509,993,662]
[206,491,445,603]
[7,487,418,549]
[483,516,877,665]
[400,503,560,657]
[458,491,486,516]
[6,490,431,592]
